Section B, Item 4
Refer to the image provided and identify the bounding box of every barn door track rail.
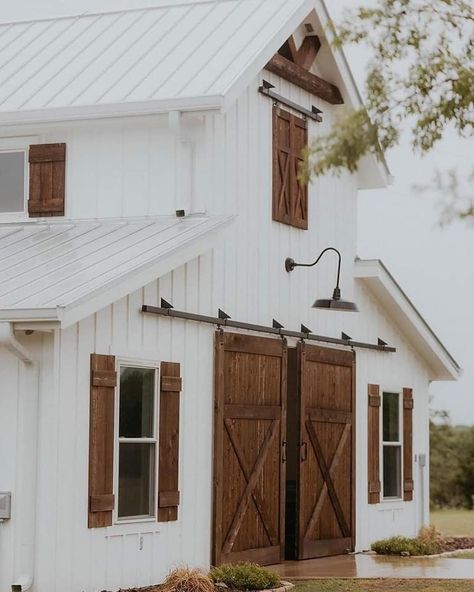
[259,80,323,122]
[141,302,396,353]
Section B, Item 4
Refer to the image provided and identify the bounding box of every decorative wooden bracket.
[279,35,322,69]
[265,35,344,105]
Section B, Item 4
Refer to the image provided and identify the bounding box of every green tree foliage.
[430,409,474,509]
[305,0,474,179]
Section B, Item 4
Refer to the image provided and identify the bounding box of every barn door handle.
[281,440,287,463]
[300,442,307,462]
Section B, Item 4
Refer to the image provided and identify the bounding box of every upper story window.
[117,364,158,521]
[0,138,66,220]
[272,106,308,229]
[382,392,402,499]
[0,150,26,214]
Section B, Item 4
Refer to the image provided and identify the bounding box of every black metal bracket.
[259,81,323,122]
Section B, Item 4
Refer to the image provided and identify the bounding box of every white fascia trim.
[0,307,61,322]
[316,0,392,186]
[60,215,235,328]
[0,95,225,127]
[355,258,461,381]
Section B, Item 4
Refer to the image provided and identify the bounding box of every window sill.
[105,519,161,537]
[377,499,406,511]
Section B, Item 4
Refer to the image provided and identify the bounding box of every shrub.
[162,567,215,592]
[371,535,441,556]
[209,562,280,590]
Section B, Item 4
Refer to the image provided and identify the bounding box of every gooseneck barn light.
[285,247,359,312]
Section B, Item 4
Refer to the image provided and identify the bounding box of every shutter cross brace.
[141,304,395,353]
[259,81,323,122]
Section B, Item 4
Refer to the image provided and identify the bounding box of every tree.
[430,407,474,509]
[304,0,474,184]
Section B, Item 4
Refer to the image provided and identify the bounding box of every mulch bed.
[439,536,474,552]
[101,588,161,592]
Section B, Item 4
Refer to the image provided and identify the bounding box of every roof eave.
[0,307,62,323]
[0,95,225,127]
[355,258,461,381]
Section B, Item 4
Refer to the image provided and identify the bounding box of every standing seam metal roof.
[0,215,229,311]
[0,0,308,116]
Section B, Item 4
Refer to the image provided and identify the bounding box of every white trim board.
[355,258,460,381]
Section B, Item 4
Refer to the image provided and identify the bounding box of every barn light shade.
[285,247,359,312]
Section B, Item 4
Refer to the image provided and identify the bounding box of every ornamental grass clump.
[209,562,280,591]
[371,534,441,556]
[161,568,215,592]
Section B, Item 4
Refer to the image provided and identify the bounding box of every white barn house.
[0,1,460,591]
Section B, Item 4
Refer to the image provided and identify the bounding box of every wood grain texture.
[297,342,354,560]
[88,353,116,528]
[266,54,344,105]
[213,332,286,565]
[403,387,414,501]
[28,142,66,217]
[272,106,308,229]
[278,35,322,70]
[158,361,181,521]
[367,384,381,504]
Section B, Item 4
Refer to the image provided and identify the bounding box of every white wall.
[354,281,431,551]
[0,334,47,592]
[1,71,433,590]
[33,258,215,592]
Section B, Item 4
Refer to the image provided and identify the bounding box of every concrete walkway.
[272,553,474,579]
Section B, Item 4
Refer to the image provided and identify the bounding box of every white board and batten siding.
[19,75,435,592]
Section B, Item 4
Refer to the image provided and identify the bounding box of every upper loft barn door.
[213,332,287,566]
[297,343,355,559]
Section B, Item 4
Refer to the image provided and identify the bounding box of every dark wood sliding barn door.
[213,332,287,566]
[297,343,355,559]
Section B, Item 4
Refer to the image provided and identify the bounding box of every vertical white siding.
[0,334,46,592]
[34,257,216,592]
[1,71,435,591]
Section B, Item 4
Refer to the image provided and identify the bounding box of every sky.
[1,0,472,423]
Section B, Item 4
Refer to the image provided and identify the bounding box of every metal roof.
[0,215,231,325]
[0,0,312,123]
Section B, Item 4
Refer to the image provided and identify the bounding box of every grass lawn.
[430,509,474,537]
[451,551,474,559]
[293,580,474,592]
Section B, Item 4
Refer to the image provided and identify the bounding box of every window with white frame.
[382,392,402,499]
[0,149,27,214]
[117,365,158,520]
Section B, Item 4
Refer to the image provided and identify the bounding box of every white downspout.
[0,323,32,364]
[0,323,37,591]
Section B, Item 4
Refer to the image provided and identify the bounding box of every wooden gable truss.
[266,35,344,105]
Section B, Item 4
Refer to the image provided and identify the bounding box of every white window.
[0,150,27,215]
[116,364,158,521]
[382,392,402,499]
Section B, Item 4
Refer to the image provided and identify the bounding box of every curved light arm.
[285,247,342,290]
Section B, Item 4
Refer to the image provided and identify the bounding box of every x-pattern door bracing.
[297,343,355,559]
[213,332,287,566]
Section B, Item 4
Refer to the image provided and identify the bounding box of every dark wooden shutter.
[272,106,308,229]
[367,384,381,504]
[28,143,66,217]
[88,353,116,528]
[158,361,182,521]
[403,388,414,501]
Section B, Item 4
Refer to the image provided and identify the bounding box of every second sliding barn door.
[297,342,355,559]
